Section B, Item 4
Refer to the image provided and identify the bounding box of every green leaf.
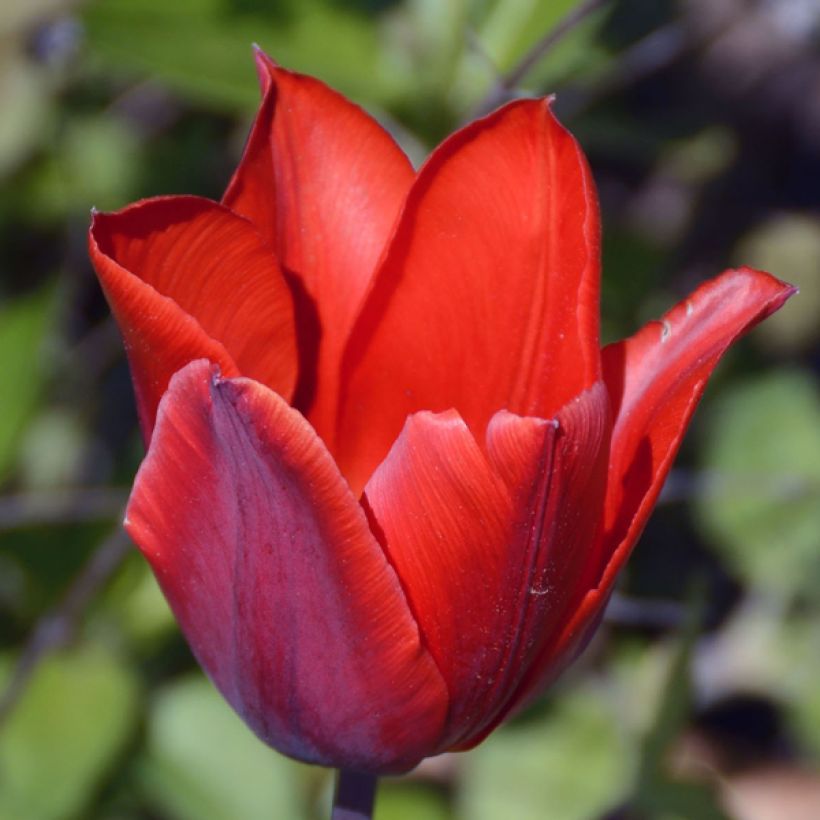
[0,286,56,483]
[17,409,86,490]
[140,675,311,820]
[443,0,610,116]
[629,590,728,820]
[382,0,469,94]
[694,369,820,600]
[781,616,820,761]
[0,644,140,820]
[458,687,633,820]
[377,782,451,820]
[106,557,177,647]
[84,0,399,113]
[475,0,578,74]
[0,48,52,176]
[479,0,608,85]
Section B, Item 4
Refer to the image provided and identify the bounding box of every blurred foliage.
[0,0,817,818]
[0,645,139,820]
[138,676,312,820]
[735,214,820,354]
[0,288,56,481]
[695,370,820,602]
[459,686,633,820]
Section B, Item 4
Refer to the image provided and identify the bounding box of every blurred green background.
[1,0,818,818]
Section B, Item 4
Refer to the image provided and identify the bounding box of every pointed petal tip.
[595,262,797,599]
[252,44,278,86]
[87,208,105,249]
[730,264,798,315]
[205,360,224,387]
[251,43,276,65]
[88,195,299,431]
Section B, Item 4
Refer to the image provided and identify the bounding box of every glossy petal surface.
[88,48,799,774]
[223,51,415,439]
[339,99,601,492]
[496,267,796,716]
[599,266,796,577]
[89,196,297,439]
[125,360,448,773]
[363,382,608,749]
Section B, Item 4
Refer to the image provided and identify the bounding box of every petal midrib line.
[466,416,560,744]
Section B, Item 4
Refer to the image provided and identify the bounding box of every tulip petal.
[125,360,448,773]
[363,382,608,749]
[486,267,796,723]
[222,50,415,440]
[89,196,297,440]
[338,98,601,492]
[599,266,796,579]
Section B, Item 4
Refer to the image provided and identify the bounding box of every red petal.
[222,49,415,441]
[490,267,796,719]
[126,360,448,773]
[363,382,608,749]
[339,99,601,493]
[599,266,796,580]
[89,196,297,440]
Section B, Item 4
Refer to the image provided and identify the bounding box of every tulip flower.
[88,50,794,787]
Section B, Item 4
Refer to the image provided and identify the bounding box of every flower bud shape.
[88,50,795,773]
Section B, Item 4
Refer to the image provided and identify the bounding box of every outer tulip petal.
[222,50,415,440]
[338,98,601,492]
[363,382,608,749]
[125,360,448,773]
[599,266,796,578]
[89,196,297,439]
[484,267,796,724]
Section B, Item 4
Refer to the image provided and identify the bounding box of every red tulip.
[88,51,794,774]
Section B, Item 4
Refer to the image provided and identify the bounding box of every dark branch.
[477,0,610,114]
[0,528,131,726]
[0,487,128,531]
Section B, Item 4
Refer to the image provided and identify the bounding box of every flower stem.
[331,770,378,820]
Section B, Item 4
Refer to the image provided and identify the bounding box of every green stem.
[476,0,611,115]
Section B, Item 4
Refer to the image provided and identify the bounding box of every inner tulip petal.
[338,98,601,494]
[125,360,448,773]
[90,196,297,439]
[222,50,415,443]
[363,382,608,750]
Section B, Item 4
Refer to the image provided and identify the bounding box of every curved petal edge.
[125,360,448,773]
[89,196,297,439]
[223,49,415,441]
[338,97,601,494]
[364,381,609,750]
[503,267,795,715]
